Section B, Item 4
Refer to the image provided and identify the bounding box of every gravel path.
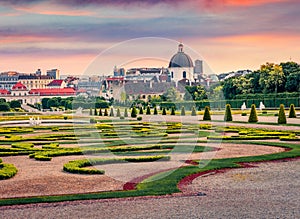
[1,159,299,218]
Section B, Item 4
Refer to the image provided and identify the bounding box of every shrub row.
[63,155,170,175]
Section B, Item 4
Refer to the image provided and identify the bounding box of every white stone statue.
[241,102,247,111]
[259,102,265,111]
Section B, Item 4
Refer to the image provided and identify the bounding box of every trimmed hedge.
[191,106,197,116]
[181,106,185,116]
[203,106,211,121]
[0,163,18,180]
[288,104,296,118]
[278,104,287,124]
[224,104,233,122]
[63,155,170,175]
[248,104,258,123]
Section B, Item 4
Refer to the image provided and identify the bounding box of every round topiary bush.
[278,104,287,124]
[248,104,258,123]
[146,106,151,115]
[153,107,158,115]
[203,106,211,121]
[181,106,185,116]
[131,107,137,118]
[171,106,176,115]
[224,104,233,122]
[162,108,167,115]
[191,106,197,116]
[288,104,296,118]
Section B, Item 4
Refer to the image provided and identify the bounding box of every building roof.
[29,88,76,96]
[11,82,27,90]
[169,43,194,68]
[124,82,185,95]
[0,89,11,95]
[47,79,64,87]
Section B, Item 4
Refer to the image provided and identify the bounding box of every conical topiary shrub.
[224,104,233,122]
[104,108,108,116]
[116,108,121,117]
[109,108,114,117]
[278,104,287,124]
[94,108,97,116]
[89,108,93,115]
[131,106,137,118]
[146,105,151,115]
[288,104,296,118]
[248,104,258,123]
[124,108,128,117]
[139,107,143,115]
[181,106,185,116]
[162,108,167,115]
[153,107,158,115]
[171,106,176,115]
[203,106,211,121]
[99,108,102,116]
[191,106,197,116]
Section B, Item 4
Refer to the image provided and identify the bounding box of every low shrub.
[51,127,59,132]
[0,163,18,180]
[241,112,247,116]
[63,155,170,175]
[280,136,299,141]
[137,116,142,121]
[90,118,96,124]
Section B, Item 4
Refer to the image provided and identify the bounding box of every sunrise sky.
[1,0,300,76]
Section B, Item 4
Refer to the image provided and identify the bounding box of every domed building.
[168,43,195,85]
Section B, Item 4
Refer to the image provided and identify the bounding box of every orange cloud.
[224,0,289,7]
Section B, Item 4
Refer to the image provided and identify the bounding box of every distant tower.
[35,69,42,76]
[194,60,203,75]
[168,43,194,85]
[46,69,60,79]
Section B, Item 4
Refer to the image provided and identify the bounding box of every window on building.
[183,71,186,79]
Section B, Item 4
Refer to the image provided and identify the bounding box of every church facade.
[168,43,196,85]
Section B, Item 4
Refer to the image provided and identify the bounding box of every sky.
[1,0,300,76]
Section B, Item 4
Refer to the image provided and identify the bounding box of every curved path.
[1,159,299,218]
[0,142,285,199]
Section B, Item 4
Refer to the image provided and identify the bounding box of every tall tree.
[259,63,285,94]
